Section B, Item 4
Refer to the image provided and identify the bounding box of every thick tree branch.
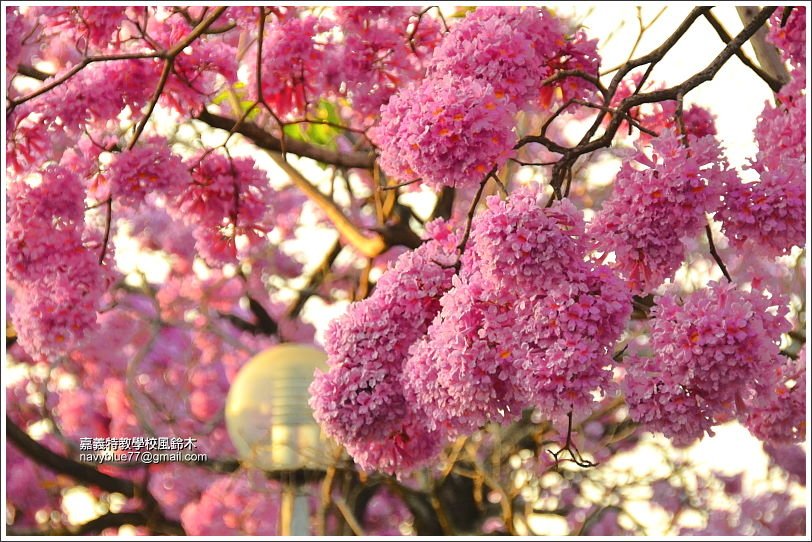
[266,152,387,258]
[248,296,279,336]
[703,10,783,92]
[7,510,185,536]
[15,63,51,80]
[736,6,790,86]
[7,415,137,497]
[7,416,186,534]
[200,92,393,261]
[431,187,456,221]
[196,109,375,169]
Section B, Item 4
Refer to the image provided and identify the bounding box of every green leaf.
[283,124,306,141]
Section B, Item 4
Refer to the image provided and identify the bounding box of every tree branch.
[703,10,783,92]
[287,240,343,319]
[431,187,456,221]
[248,295,279,336]
[516,7,777,192]
[736,6,790,86]
[705,223,732,282]
[196,110,375,169]
[266,153,387,258]
[8,52,162,112]
[15,63,51,81]
[7,415,137,497]
[6,417,184,535]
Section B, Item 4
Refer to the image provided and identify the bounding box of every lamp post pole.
[224,343,330,536]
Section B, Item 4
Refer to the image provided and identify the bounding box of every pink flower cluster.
[5,7,33,76]
[404,190,630,435]
[106,137,191,207]
[743,347,806,443]
[375,75,516,190]
[763,442,806,484]
[527,265,631,416]
[464,193,587,295]
[167,152,272,265]
[6,166,112,358]
[314,186,631,474]
[375,7,603,190]
[51,388,111,441]
[309,221,459,474]
[428,7,600,109]
[247,16,325,119]
[768,6,806,67]
[7,59,159,174]
[180,470,281,535]
[717,71,806,257]
[148,464,221,522]
[754,72,806,172]
[362,487,412,535]
[589,131,735,293]
[681,491,805,536]
[622,356,715,446]
[716,159,806,257]
[403,273,540,435]
[146,16,238,116]
[623,281,791,446]
[329,7,441,121]
[34,6,128,49]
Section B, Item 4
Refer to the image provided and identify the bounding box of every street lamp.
[224,343,329,535]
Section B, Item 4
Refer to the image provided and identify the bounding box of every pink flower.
[374,75,516,190]
[106,137,191,207]
[717,158,806,257]
[768,7,806,67]
[753,70,806,172]
[429,7,600,109]
[362,487,412,536]
[180,470,281,535]
[623,355,715,446]
[465,187,588,296]
[589,131,734,293]
[6,441,66,528]
[328,7,441,121]
[7,166,112,358]
[743,349,805,443]
[403,274,539,436]
[148,464,220,521]
[247,16,326,119]
[623,282,791,446]
[35,6,127,49]
[168,152,273,265]
[310,224,458,473]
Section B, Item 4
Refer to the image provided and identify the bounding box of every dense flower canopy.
[4,4,808,538]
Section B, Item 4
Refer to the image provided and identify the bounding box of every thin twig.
[378,178,422,191]
[455,175,491,257]
[548,411,598,469]
[705,224,732,282]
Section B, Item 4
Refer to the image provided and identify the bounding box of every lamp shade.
[225,343,328,471]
